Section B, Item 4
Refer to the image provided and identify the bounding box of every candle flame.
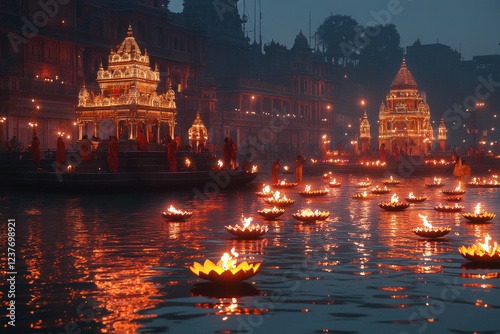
[390,193,399,204]
[220,248,239,271]
[305,185,311,192]
[362,191,367,197]
[408,192,415,199]
[418,213,433,229]
[455,182,461,191]
[263,185,271,193]
[241,215,253,229]
[168,205,181,214]
[217,159,223,168]
[273,191,281,200]
[185,158,191,167]
[474,203,481,215]
[252,165,258,173]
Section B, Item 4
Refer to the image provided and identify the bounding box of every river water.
[1,172,499,334]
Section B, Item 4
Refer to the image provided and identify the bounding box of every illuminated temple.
[378,57,441,154]
[75,25,176,144]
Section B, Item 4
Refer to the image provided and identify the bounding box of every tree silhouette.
[316,14,359,62]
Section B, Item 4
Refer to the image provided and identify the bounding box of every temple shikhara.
[75,25,176,144]
[378,57,442,155]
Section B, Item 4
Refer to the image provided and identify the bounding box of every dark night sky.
[169,0,500,60]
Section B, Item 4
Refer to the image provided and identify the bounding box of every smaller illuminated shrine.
[378,57,441,154]
[75,25,176,144]
[188,111,208,151]
[359,110,371,154]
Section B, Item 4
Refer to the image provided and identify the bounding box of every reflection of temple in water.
[75,25,176,144]
[378,57,444,154]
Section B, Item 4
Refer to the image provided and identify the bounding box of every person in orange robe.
[166,135,177,172]
[136,130,147,151]
[31,135,41,166]
[80,135,93,161]
[107,136,119,173]
[56,137,66,172]
[271,158,280,184]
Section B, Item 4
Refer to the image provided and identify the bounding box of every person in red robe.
[166,135,177,172]
[31,135,41,166]
[271,158,280,184]
[136,130,147,151]
[79,135,93,161]
[107,136,119,173]
[379,143,386,163]
[56,137,66,172]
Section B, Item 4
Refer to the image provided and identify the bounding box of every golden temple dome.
[390,56,417,90]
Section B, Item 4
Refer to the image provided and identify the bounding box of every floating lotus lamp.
[458,234,500,264]
[434,203,464,212]
[413,213,451,238]
[405,192,427,203]
[444,196,462,202]
[273,179,298,188]
[264,191,295,207]
[161,205,193,221]
[462,203,496,222]
[299,184,329,197]
[292,208,330,222]
[467,177,500,188]
[356,179,372,188]
[378,193,410,211]
[441,182,465,195]
[189,248,262,282]
[352,191,370,199]
[329,178,342,188]
[425,177,445,187]
[256,184,275,197]
[225,216,269,238]
[370,185,391,194]
[257,206,285,220]
[382,176,400,185]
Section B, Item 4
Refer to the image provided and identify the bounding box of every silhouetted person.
[271,158,280,184]
[295,155,305,182]
[107,135,119,173]
[166,134,177,172]
[136,130,147,151]
[56,137,66,172]
[31,135,41,166]
[80,135,93,161]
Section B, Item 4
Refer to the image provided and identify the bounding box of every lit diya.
[225,216,269,238]
[273,180,299,188]
[425,177,445,187]
[405,192,427,203]
[413,213,451,238]
[444,196,462,202]
[282,165,294,174]
[264,191,295,207]
[189,248,262,282]
[462,203,496,223]
[292,208,330,222]
[161,205,193,221]
[352,191,370,199]
[434,203,464,212]
[467,177,500,188]
[441,182,465,195]
[299,184,329,197]
[323,171,333,179]
[257,206,285,220]
[378,193,410,211]
[356,179,372,188]
[370,185,391,194]
[328,178,342,188]
[458,234,500,264]
[382,176,401,185]
[256,184,275,197]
